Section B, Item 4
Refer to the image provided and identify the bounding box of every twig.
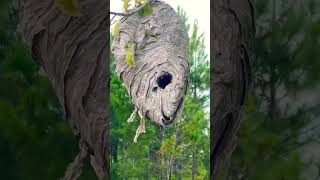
[109,2,151,17]
[110,11,127,16]
[111,20,118,26]
[110,14,117,22]
[282,121,320,144]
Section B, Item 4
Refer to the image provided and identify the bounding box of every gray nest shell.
[112,1,189,127]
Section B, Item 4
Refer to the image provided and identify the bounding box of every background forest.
[0,0,319,180]
[229,0,320,180]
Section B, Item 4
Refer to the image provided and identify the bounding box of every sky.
[110,0,210,57]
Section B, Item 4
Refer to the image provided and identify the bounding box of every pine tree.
[230,0,320,179]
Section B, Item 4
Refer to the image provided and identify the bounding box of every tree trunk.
[268,0,277,123]
[160,127,166,180]
[167,157,172,180]
[147,151,150,180]
[122,143,126,180]
[192,147,196,180]
[19,0,109,179]
[211,0,255,179]
[113,141,118,163]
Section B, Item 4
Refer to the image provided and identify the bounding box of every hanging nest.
[19,0,108,179]
[111,1,189,142]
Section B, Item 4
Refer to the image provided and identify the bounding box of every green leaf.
[122,0,131,12]
[139,3,153,17]
[54,0,81,16]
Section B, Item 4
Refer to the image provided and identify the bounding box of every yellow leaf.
[135,0,142,6]
[144,30,154,36]
[125,43,136,67]
[122,0,131,12]
[113,21,120,38]
[54,0,81,16]
[145,30,160,39]
[135,0,149,6]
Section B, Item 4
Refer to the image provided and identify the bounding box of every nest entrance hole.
[157,72,172,89]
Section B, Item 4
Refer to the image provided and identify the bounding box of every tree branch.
[110,11,127,16]
[109,2,150,17]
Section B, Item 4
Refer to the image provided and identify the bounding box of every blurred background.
[0,0,320,179]
[229,0,320,180]
[0,1,96,180]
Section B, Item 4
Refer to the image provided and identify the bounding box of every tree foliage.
[229,0,320,179]
[0,1,96,179]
